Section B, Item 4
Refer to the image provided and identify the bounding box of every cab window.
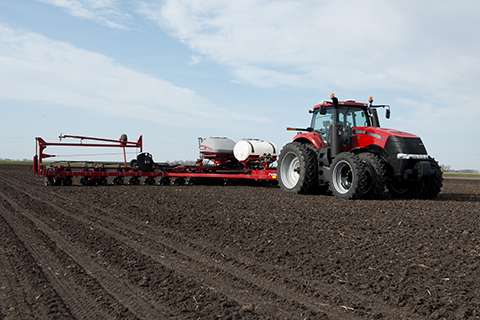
[340,108,369,127]
[312,109,334,140]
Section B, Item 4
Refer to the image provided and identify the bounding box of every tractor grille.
[384,136,427,156]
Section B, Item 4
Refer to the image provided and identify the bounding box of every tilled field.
[0,165,479,320]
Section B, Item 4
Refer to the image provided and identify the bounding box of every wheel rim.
[332,160,353,194]
[280,152,301,189]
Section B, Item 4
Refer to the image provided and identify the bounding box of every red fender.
[292,132,325,150]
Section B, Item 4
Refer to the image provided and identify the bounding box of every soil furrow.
[59,188,419,319]
[0,190,165,320]
[3,173,419,319]
[0,188,188,319]
[29,182,350,316]
[0,175,328,320]
[42,185,396,320]
[0,226,36,320]
[0,176,269,320]
[0,202,74,320]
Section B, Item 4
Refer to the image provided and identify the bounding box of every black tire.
[144,177,156,185]
[62,177,73,186]
[328,152,370,199]
[387,178,416,199]
[278,142,318,194]
[52,176,63,186]
[387,159,443,199]
[417,159,443,199]
[358,153,387,198]
[304,144,330,195]
[129,176,140,185]
[158,177,171,186]
[113,176,124,185]
[173,178,185,186]
[80,177,89,186]
[97,177,108,186]
[44,176,54,186]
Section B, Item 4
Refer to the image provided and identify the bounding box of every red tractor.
[278,94,443,199]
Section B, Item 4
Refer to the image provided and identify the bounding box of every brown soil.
[0,165,479,320]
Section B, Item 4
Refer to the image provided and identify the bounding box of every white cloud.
[0,23,257,129]
[38,0,130,29]
[189,55,201,65]
[140,1,480,97]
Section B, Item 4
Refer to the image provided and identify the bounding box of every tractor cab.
[310,95,391,154]
[287,95,390,154]
[312,100,375,147]
[312,99,380,130]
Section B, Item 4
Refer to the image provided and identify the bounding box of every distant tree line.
[440,164,479,173]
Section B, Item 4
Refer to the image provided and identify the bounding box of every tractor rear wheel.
[358,153,387,198]
[328,152,370,199]
[278,142,318,194]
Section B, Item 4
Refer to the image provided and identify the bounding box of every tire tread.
[278,142,318,194]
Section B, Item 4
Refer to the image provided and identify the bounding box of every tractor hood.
[374,128,418,138]
[353,126,426,155]
[359,127,419,139]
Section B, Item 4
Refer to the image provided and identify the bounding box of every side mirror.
[319,106,327,115]
[386,108,391,119]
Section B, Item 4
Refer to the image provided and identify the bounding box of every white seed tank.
[233,139,277,162]
[199,137,236,155]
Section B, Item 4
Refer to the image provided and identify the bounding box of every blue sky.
[1,1,479,169]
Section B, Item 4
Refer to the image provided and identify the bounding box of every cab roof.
[312,99,368,110]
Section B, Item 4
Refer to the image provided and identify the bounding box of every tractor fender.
[292,132,324,150]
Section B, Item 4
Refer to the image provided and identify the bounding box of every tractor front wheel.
[328,152,370,199]
[417,160,443,199]
[387,179,415,198]
[278,142,318,194]
[387,160,443,199]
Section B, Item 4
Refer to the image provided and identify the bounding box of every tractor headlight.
[397,153,430,160]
